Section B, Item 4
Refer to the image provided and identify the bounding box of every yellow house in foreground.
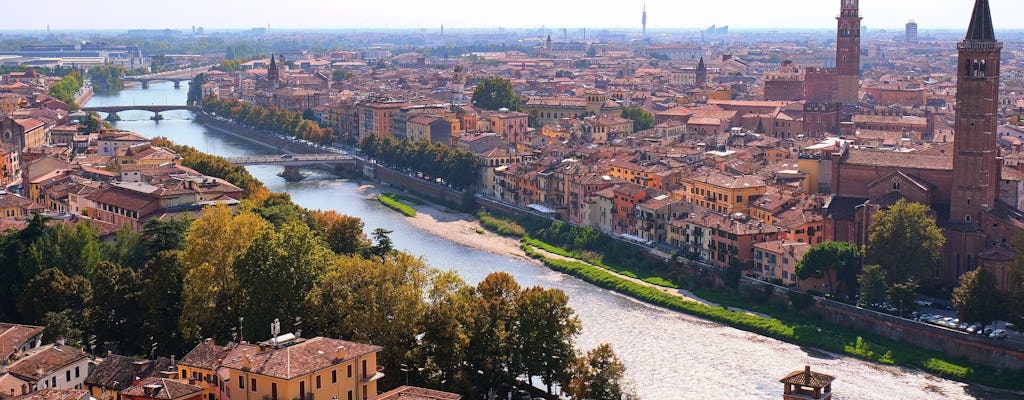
[180,336,382,400]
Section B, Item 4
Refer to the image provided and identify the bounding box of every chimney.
[804,365,811,385]
[133,377,142,387]
[334,345,347,361]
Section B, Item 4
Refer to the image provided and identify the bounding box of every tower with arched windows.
[835,0,861,105]
[950,0,1002,227]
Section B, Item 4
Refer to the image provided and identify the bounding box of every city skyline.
[12,0,1024,32]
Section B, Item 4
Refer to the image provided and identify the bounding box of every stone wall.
[371,165,465,207]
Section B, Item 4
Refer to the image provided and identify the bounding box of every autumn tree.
[565,343,628,400]
[795,241,860,296]
[952,268,1007,325]
[179,206,270,342]
[308,210,369,255]
[866,199,944,284]
[471,77,521,111]
[857,265,887,307]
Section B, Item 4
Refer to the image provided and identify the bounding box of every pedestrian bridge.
[224,154,357,166]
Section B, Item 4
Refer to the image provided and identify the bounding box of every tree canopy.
[952,268,1007,325]
[471,77,521,111]
[620,107,655,132]
[866,199,944,284]
[795,241,860,296]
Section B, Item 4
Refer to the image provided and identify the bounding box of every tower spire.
[965,0,995,42]
[642,5,647,37]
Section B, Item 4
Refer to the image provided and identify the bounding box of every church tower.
[950,0,1002,227]
[835,0,862,105]
[695,57,707,87]
[268,54,279,84]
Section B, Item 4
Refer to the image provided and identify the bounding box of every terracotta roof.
[779,366,835,389]
[178,340,227,371]
[219,337,381,380]
[119,377,202,400]
[11,389,89,400]
[85,185,158,212]
[377,386,462,400]
[7,345,88,381]
[843,149,952,171]
[84,355,175,391]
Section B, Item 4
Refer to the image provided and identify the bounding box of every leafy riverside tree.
[48,70,83,110]
[186,73,206,105]
[515,286,581,394]
[88,65,125,93]
[952,268,1007,325]
[471,77,522,111]
[359,135,481,190]
[866,199,944,284]
[202,96,332,144]
[795,241,860,297]
[857,265,888,307]
[620,106,655,132]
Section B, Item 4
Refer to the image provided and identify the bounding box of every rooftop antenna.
[270,318,281,347]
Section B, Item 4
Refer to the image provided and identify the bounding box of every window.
[271,383,277,400]
[362,360,367,378]
[299,381,305,399]
[239,377,245,390]
[75,367,80,378]
[347,365,352,378]
[362,386,368,400]
[52,377,56,387]
[316,375,321,389]
[251,378,257,392]
[332,370,337,384]
[347,391,353,400]
[66,371,71,382]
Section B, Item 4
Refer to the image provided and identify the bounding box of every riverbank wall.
[189,112,1024,371]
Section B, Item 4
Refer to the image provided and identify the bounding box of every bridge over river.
[224,154,358,180]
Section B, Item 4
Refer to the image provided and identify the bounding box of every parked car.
[967,323,983,334]
[512,390,532,400]
[990,329,1008,339]
[915,299,933,307]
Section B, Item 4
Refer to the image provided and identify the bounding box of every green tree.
[466,272,521,395]
[25,222,103,278]
[857,265,887,307]
[137,251,186,357]
[952,268,1007,325]
[565,343,627,400]
[88,66,125,93]
[620,107,655,132]
[471,77,521,111]
[416,271,476,394]
[142,217,192,255]
[332,69,354,82]
[18,268,92,325]
[866,199,944,284]
[218,59,242,72]
[103,225,147,270]
[233,220,333,341]
[795,241,860,296]
[42,309,85,346]
[887,280,919,316]
[86,262,141,354]
[515,287,581,394]
[305,253,429,388]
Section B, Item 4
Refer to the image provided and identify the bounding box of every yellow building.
[212,336,382,400]
[678,171,766,215]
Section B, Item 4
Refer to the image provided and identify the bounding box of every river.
[86,81,1018,400]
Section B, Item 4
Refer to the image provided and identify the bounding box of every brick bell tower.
[950,0,1002,227]
[835,0,862,105]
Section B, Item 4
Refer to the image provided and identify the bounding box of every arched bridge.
[82,105,202,114]
[81,105,202,122]
[123,77,190,88]
[225,154,358,181]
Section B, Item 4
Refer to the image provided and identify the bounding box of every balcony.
[362,366,385,383]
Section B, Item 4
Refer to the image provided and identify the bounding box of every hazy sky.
[14,0,1024,31]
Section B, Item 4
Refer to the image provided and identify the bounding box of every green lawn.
[378,193,416,217]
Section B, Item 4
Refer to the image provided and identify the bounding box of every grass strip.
[521,244,1024,390]
[378,193,416,217]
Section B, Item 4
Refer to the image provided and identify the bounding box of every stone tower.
[267,54,279,85]
[835,0,862,105]
[695,57,707,87]
[950,0,1002,227]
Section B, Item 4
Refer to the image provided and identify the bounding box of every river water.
[87,82,1019,400]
